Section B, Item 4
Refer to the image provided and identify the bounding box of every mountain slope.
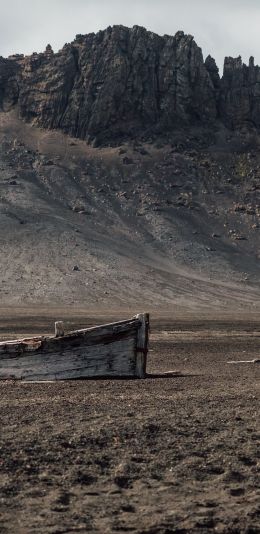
[0,110,259,311]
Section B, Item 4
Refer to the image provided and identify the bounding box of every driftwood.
[227,359,260,365]
[0,313,150,381]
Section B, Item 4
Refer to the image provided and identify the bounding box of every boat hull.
[0,315,149,381]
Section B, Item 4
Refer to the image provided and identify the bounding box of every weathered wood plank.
[55,321,64,337]
[0,320,140,356]
[0,319,140,355]
[0,336,136,381]
[0,338,43,354]
[135,313,149,378]
[227,359,260,364]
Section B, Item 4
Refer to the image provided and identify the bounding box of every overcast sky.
[0,0,259,72]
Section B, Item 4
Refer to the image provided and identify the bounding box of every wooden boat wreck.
[0,313,149,381]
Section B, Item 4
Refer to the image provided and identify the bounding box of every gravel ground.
[0,315,259,533]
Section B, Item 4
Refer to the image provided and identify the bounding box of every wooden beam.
[227,359,260,364]
[135,313,149,378]
[55,321,64,338]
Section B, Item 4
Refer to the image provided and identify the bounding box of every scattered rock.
[234,203,246,212]
[114,475,132,489]
[76,473,97,485]
[234,235,247,241]
[122,157,134,165]
[229,487,245,497]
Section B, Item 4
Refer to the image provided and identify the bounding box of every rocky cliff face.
[0,25,260,142]
[220,56,260,130]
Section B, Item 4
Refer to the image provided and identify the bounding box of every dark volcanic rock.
[205,55,220,91]
[0,57,20,111]
[0,26,217,142]
[1,25,260,141]
[220,55,260,129]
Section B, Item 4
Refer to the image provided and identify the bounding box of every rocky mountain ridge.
[0,26,259,310]
[1,25,260,144]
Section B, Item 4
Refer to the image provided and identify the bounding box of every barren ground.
[0,311,259,534]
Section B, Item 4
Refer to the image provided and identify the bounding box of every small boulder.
[122,156,134,165]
